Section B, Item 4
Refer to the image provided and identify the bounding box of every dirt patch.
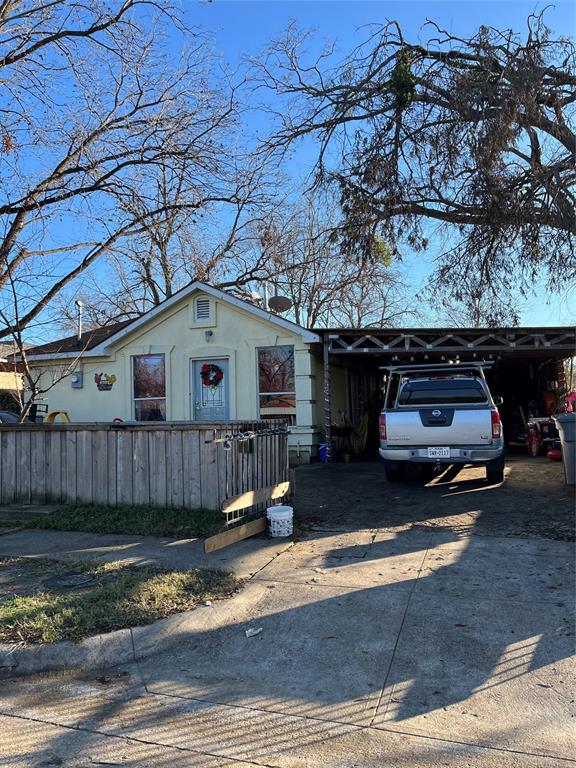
[295,455,574,541]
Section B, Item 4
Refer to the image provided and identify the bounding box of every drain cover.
[43,571,96,591]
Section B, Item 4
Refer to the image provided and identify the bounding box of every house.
[0,344,23,412]
[22,282,575,463]
[23,282,321,462]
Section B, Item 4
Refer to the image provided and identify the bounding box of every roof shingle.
[24,320,134,356]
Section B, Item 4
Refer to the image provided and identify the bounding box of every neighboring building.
[24,282,320,462]
[0,344,23,411]
[22,281,575,463]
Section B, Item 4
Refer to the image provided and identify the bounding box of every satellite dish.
[268,294,293,313]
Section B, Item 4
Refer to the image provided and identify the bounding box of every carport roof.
[313,326,575,361]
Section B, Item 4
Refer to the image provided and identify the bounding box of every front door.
[191,358,230,421]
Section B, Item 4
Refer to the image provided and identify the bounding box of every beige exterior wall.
[0,370,22,393]
[31,291,319,460]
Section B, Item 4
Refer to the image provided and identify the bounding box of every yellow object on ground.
[45,411,71,423]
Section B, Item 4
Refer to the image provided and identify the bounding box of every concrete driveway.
[1,456,574,767]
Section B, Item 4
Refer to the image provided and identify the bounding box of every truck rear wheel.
[486,457,505,484]
[385,461,405,483]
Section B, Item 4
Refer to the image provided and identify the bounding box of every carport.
[315,326,575,456]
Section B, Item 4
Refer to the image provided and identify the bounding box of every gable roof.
[24,282,319,361]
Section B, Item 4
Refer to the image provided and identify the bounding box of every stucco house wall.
[29,284,320,462]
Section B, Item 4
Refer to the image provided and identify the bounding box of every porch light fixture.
[205,330,213,342]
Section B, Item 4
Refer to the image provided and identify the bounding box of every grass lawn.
[29,503,224,538]
[0,517,31,529]
[0,556,238,645]
[0,509,49,530]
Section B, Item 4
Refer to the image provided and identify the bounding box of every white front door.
[191,358,230,421]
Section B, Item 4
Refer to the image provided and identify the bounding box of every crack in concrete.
[369,528,436,726]
[246,541,295,581]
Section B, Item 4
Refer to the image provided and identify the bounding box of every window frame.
[256,344,296,424]
[132,353,167,421]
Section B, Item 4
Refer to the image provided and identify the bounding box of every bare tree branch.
[257,11,576,320]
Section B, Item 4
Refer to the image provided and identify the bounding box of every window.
[133,354,166,421]
[194,297,211,321]
[257,345,296,423]
[398,379,488,406]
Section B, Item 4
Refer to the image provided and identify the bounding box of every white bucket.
[266,505,293,538]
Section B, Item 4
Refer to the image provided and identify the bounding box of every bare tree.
[257,12,576,319]
[53,156,277,329]
[243,197,420,328]
[54,190,419,332]
[0,0,248,339]
[0,278,86,421]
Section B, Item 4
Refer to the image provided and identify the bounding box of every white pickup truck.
[379,363,505,484]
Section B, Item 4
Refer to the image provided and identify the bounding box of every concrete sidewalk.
[1,521,574,766]
[0,526,292,579]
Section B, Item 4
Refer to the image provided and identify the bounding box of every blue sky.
[181,0,576,326]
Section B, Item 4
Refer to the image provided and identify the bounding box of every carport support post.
[323,334,333,461]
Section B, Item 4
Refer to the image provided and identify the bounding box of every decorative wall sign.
[94,373,116,391]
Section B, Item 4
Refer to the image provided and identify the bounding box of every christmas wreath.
[201,363,224,387]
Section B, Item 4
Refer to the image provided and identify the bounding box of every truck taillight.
[491,410,502,438]
[379,413,387,441]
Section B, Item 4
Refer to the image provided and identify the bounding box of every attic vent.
[195,297,211,321]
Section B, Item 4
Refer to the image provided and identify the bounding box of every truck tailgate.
[386,409,493,446]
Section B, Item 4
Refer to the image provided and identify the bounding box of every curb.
[0,580,269,678]
[0,627,135,677]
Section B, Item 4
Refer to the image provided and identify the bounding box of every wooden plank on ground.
[204,516,267,553]
[221,481,290,514]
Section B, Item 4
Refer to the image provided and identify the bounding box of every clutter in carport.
[319,326,574,463]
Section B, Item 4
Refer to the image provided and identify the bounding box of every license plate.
[427,447,450,458]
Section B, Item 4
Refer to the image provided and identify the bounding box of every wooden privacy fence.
[0,421,289,516]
